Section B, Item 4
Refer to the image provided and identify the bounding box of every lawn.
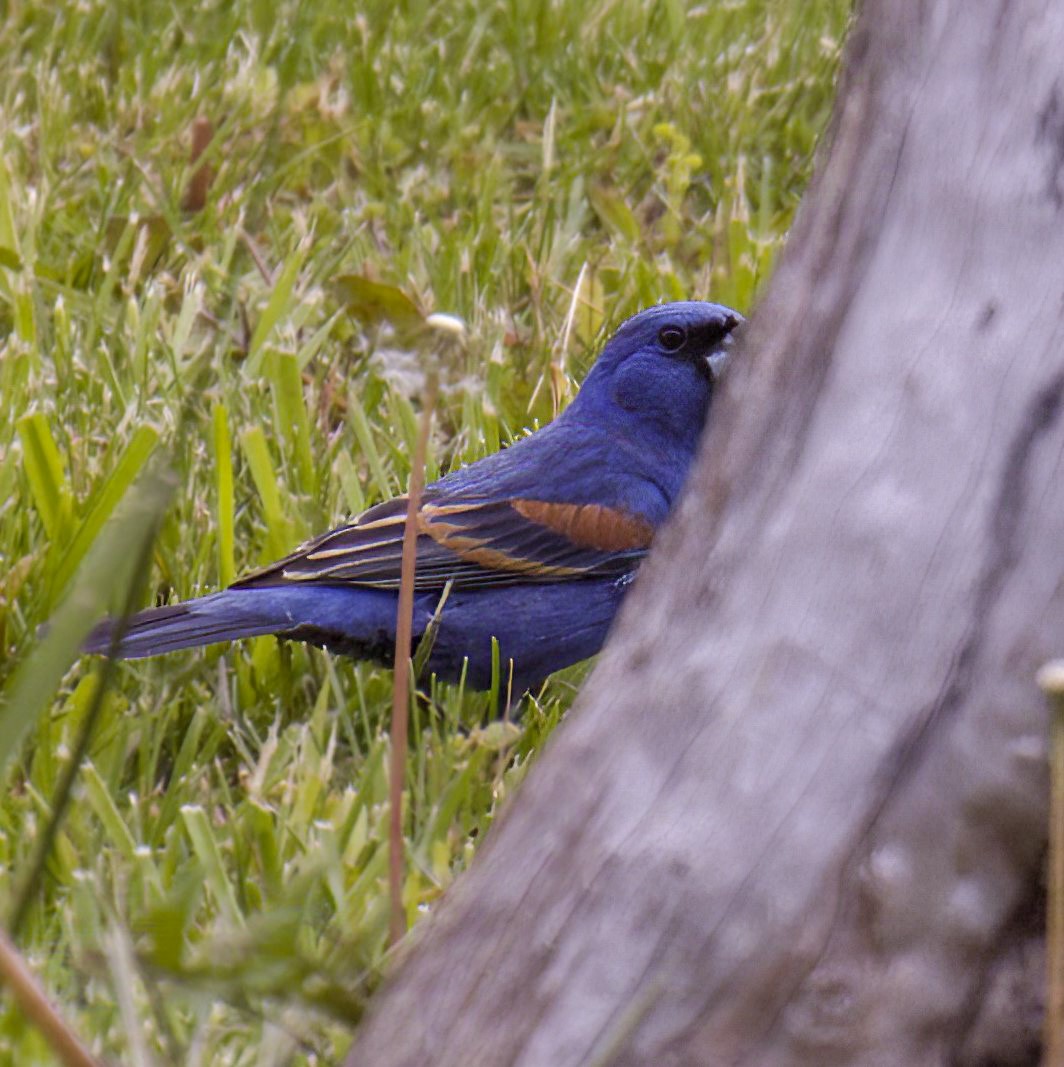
[0,1,849,1061]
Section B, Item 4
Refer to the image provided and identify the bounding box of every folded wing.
[234,490,654,592]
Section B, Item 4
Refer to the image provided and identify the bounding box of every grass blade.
[246,237,309,375]
[211,403,236,587]
[50,424,160,602]
[269,350,317,499]
[180,805,243,926]
[347,390,391,500]
[0,467,173,781]
[81,761,138,861]
[16,412,73,542]
[240,425,296,560]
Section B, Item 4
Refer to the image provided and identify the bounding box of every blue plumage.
[84,301,741,694]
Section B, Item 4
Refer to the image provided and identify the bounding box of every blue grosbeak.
[85,301,741,693]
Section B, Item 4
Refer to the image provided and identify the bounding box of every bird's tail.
[82,585,408,661]
[83,590,301,658]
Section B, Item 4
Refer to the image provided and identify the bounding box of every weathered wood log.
[348,0,1064,1062]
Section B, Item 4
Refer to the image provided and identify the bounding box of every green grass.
[0,0,849,1061]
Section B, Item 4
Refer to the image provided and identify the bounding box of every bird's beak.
[705,314,744,382]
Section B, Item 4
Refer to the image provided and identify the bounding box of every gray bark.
[348,0,1064,1063]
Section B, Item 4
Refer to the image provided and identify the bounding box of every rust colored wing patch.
[417,503,585,577]
[510,500,654,552]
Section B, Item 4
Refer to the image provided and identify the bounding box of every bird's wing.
[233,489,653,592]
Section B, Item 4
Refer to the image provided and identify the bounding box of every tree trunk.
[349,0,1064,1063]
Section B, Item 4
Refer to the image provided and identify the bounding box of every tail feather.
[83,591,295,659]
[83,585,427,662]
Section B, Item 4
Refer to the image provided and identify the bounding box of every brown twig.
[388,371,439,948]
[239,228,275,286]
[0,929,106,1067]
[1041,660,1064,1067]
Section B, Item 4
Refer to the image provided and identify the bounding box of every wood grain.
[349,2,1064,1062]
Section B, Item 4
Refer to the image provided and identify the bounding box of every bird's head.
[567,301,743,449]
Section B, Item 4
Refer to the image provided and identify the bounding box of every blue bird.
[85,301,741,695]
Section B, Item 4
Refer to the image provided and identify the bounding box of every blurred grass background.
[0,0,849,1062]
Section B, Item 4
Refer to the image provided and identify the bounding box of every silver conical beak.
[705,322,741,382]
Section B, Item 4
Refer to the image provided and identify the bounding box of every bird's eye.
[658,325,686,351]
